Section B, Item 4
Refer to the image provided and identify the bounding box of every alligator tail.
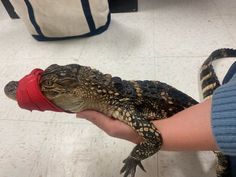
[200,48,236,100]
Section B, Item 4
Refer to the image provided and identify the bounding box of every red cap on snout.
[16,69,65,112]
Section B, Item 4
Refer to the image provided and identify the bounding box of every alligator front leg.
[120,115,162,177]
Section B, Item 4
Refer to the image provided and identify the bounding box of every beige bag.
[11,0,111,41]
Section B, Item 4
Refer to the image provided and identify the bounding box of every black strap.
[81,0,96,32]
[24,0,44,36]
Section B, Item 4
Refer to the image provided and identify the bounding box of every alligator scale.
[4,48,236,177]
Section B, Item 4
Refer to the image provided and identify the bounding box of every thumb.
[77,111,118,133]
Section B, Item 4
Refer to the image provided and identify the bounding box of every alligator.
[4,48,236,177]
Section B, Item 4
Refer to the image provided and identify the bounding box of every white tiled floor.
[0,0,236,177]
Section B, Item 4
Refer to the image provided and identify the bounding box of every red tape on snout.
[16,69,65,112]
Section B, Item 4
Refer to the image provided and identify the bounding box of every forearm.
[77,99,219,151]
[154,98,219,151]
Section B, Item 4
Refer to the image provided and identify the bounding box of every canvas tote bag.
[10,0,111,41]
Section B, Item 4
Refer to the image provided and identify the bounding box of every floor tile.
[158,151,216,177]
[213,0,236,16]
[154,0,234,57]
[0,121,50,177]
[219,15,236,45]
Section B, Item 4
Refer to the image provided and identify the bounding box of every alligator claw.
[120,156,146,177]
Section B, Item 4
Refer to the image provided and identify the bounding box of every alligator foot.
[120,156,146,177]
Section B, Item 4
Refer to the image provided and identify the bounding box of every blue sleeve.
[212,74,236,156]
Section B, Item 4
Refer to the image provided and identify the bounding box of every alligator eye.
[44,80,54,86]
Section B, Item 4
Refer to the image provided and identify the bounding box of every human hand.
[76,111,143,144]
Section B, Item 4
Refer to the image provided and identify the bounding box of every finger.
[77,111,142,144]
[77,110,127,133]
